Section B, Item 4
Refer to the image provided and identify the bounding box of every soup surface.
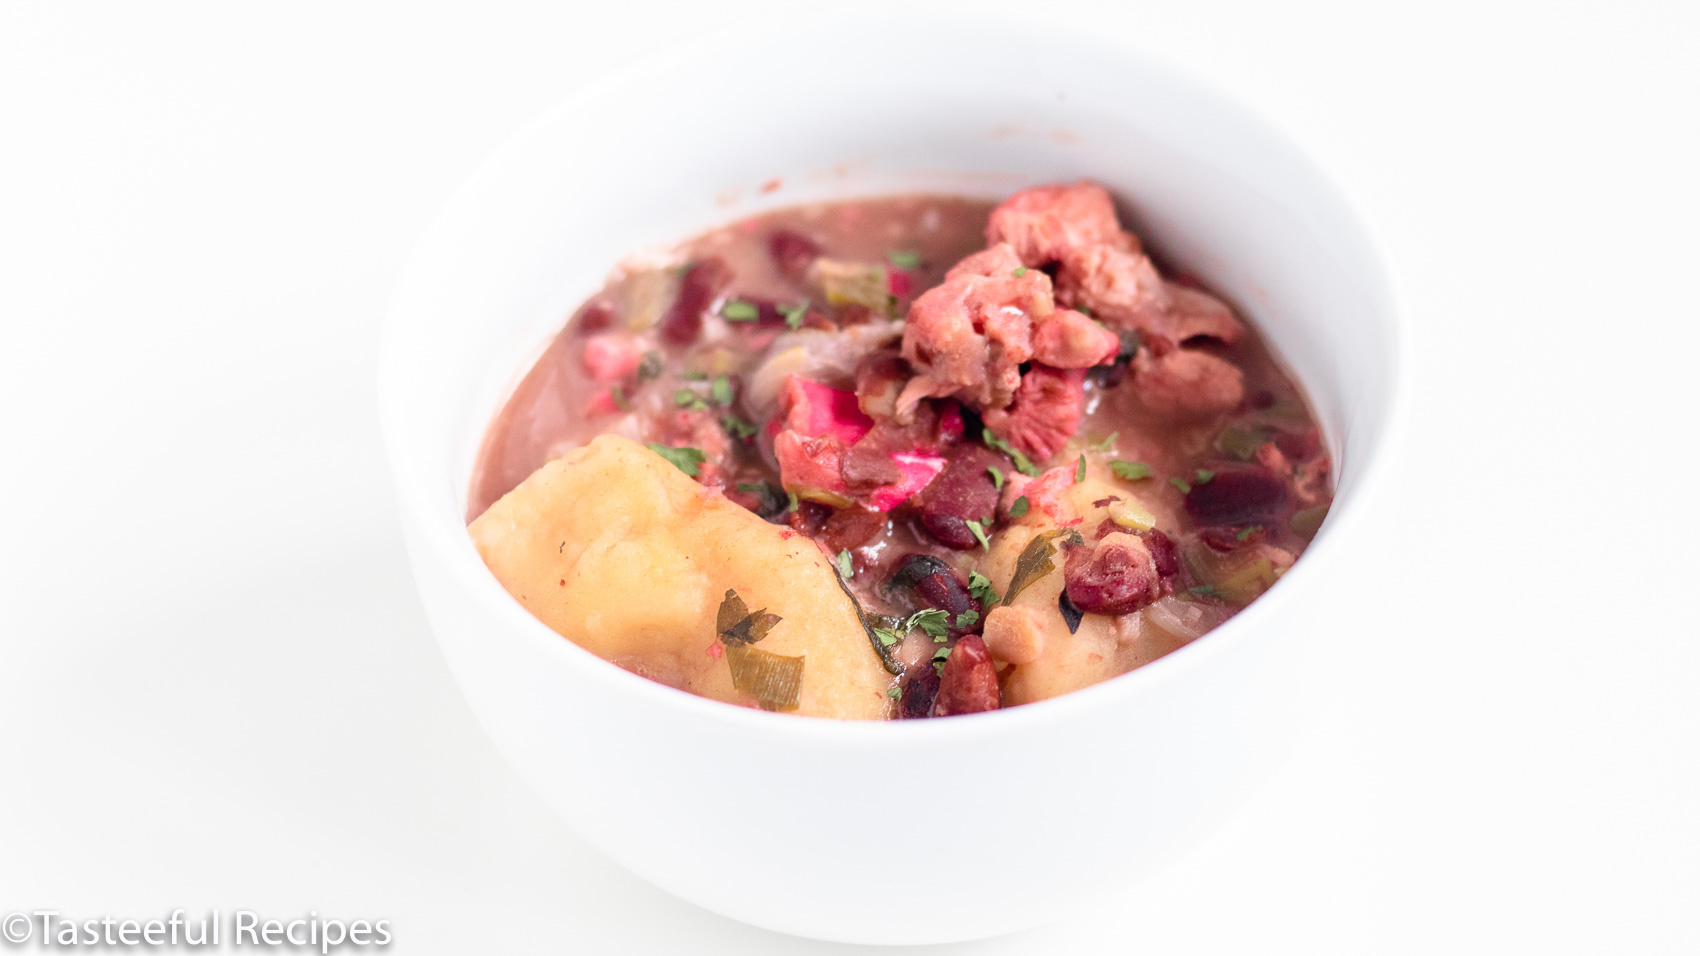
[467,183,1332,719]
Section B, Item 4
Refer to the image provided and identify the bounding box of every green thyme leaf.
[907,608,951,640]
[1076,454,1087,483]
[836,549,854,578]
[1008,496,1030,518]
[874,627,901,648]
[1170,476,1192,494]
[646,443,706,476]
[1091,432,1118,453]
[987,465,1005,491]
[1003,528,1083,607]
[721,299,759,321]
[786,490,800,513]
[1110,460,1152,482]
[955,608,980,630]
[968,571,1001,607]
[886,249,921,270]
[710,376,734,406]
[1195,469,1216,484]
[887,687,901,699]
[1012,266,1028,277]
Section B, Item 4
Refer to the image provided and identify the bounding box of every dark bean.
[786,500,830,536]
[769,229,821,278]
[912,444,1008,550]
[660,258,733,345]
[1274,427,1322,462]
[899,665,940,719]
[931,635,1000,717]
[822,505,886,552]
[1063,534,1161,616]
[1144,528,1181,579]
[1184,466,1290,527]
[573,299,618,336]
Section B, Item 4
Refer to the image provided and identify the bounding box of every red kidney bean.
[1063,534,1161,615]
[822,505,887,552]
[786,500,830,536]
[573,299,618,336]
[912,444,1008,550]
[1184,466,1290,527]
[769,229,821,278]
[931,635,1000,717]
[660,257,733,345]
[899,665,940,719]
[1274,427,1322,462]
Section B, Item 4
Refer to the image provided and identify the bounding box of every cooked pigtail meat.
[980,365,1087,461]
[984,181,1127,266]
[1130,346,1244,419]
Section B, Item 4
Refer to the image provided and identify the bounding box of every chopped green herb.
[1008,495,1030,518]
[1110,460,1152,482]
[987,465,1005,490]
[1187,584,1223,599]
[1090,432,1118,453]
[710,375,734,406]
[1236,525,1263,542]
[955,608,980,630]
[721,415,758,440]
[777,298,810,330]
[907,608,951,640]
[1003,528,1084,606]
[968,571,1001,607]
[1195,469,1216,484]
[1076,454,1087,483]
[836,549,853,578]
[786,490,800,513]
[965,518,991,551]
[682,370,708,381]
[874,627,901,648]
[932,644,952,676]
[646,443,706,476]
[981,428,1038,476]
[610,385,632,411]
[1170,477,1192,494]
[636,350,663,381]
[886,249,921,270]
[726,643,803,710]
[721,299,759,321]
[1012,266,1028,277]
[887,687,902,699]
[673,388,708,410]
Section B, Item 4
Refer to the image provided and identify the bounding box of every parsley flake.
[887,687,901,699]
[1008,496,1030,518]
[886,249,921,270]
[836,549,854,578]
[981,428,1038,476]
[673,388,708,411]
[1075,454,1087,483]
[710,375,734,406]
[646,443,706,476]
[1170,477,1193,494]
[955,608,980,630]
[1195,469,1216,484]
[786,490,800,513]
[907,608,951,640]
[968,571,1001,607]
[721,299,759,321]
[1091,432,1118,453]
[1236,524,1263,542]
[965,518,991,551]
[721,415,757,440]
[777,298,810,330]
[1188,584,1222,599]
[1110,460,1152,482]
[987,465,1005,491]
[1012,266,1028,277]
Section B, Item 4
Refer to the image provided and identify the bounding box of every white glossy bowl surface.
[380,14,1402,945]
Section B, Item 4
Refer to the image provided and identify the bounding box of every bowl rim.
[379,10,1409,742]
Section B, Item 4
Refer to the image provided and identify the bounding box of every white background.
[2,2,1696,953]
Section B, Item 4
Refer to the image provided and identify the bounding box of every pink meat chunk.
[1131,347,1245,418]
[897,242,1050,416]
[774,430,851,502]
[985,181,1125,267]
[1056,242,1244,348]
[1031,308,1120,368]
[782,374,874,445]
[582,333,645,381]
[981,364,1086,462]
[866,452,949,512]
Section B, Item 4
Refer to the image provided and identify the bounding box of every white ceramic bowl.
[380,14,1401,945]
